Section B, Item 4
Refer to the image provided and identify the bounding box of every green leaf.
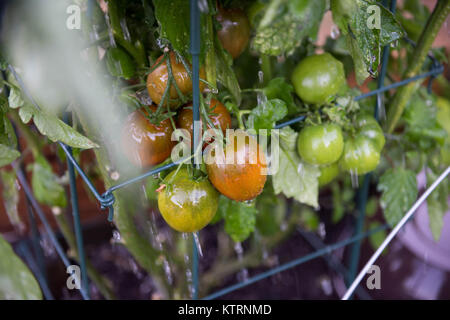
[7,85,24,109]
[0,170,23,231]
[0,109,17,148]
[0,235,42,299]
[426,168,448,241]
[368,221,388,255]
[378,168,418,226]
[18,106,98,149]
[31,156,67,208]
[252,0,326,56]
[247,98,287,133]
[331,0,404,83]
[255,183,286,236]
[215,39,241,104]
[0,144,20,167]
[153,0,212,63]
[217,196,258,243]
[272,127,320,208]
[262,77,299,115]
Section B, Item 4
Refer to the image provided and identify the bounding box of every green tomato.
[340,135,380,175]
[356,114,385,151]
[291,53,346,105]
[106,47,136,80]
[297,123,344,165]
[318,162,339,187]
[157,168,219,232]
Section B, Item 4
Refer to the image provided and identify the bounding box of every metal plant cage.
[1,0,449,300]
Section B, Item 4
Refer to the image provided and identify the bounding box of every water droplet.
[257,71,264,84]
[319,275,333,295]
[111,230,121,243]
[110,171,120,180]
[104,12,116,47]
[193,232,203,258]
[163,259,173,284]
[318,222,326,239]
[390,40,399,48]
[331,25,340,39]
[198,0,209,13]
[234,242,249,282]
[350,169,359,188]
[120,19,131,42]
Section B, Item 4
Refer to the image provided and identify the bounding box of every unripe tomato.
[121,106,175,168]
[216,8,251,59]
[291,53,345,104]
[355,115,385,151]
[146,52,206,108]
[206,130,267,201]
[157,168,219,232]
[177,99,232,144]
[340,135,380,175]
[297,123,344,165]
[318,162,339,187]
[106,47,136,80]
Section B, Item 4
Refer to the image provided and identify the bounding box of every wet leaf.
[272,127,320,208]
[0,235,42,299]
[252,0,326,56]
[378,168,418,226]
[31,156,67,208]
[215,38,241,104]
[217,196,258,243]
[331,0,404,83]
[262,77,299,115]
[247,98,287,133]
[7,85,24,109]
[255,183,286,236]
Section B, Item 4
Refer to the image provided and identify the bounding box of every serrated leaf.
[377,168,418,226]
[7,85,23,109]
[21,106,98,149]
[0,170,23,231]
[217,196,258,243]
[426,168,448,241]
[272,127,320,208]
[31,156,67,208]
[247,98,287,133]
[0,235,42,299]
[331,0,404,83]
[262,77,299,115]
[0,144,20,167]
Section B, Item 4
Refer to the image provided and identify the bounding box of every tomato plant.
[0,0,449,300]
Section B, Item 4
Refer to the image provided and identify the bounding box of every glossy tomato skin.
[206,130,267,201]
[291,53,345,104]
[157,168,219,232]
[297,123,344,165]
[318,162,339,187]
[146,52,206,108]
[355,114,385,151]
[177,99,232,143]
[340,135,380,175]
[121,106,175,168]
[216,8,251,59]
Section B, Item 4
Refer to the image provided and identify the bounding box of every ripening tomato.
[297,123,344,165]
[121,106,175,168]
[157,168,219,232]
[177,99,232,144]
[291,53,346,105]
[146,52,206,108]
[216,8,251,59]
[206,130,267,201]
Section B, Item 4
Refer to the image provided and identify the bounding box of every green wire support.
[203,224,389,300]
[346,0,396,297]
[64,117,90,299]
[190,0,201,300]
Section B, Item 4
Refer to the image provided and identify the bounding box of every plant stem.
[385,0,450,133]
[53,212,116,299]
